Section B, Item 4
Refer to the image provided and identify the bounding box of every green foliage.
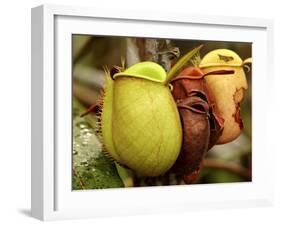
[198,168,243,183]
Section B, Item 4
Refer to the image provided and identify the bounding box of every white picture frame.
[31,4,274,221]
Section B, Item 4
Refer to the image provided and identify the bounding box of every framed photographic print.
[31,4,274,221]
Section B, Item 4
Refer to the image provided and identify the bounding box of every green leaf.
[72,98,124,189]
[166,44,203,83]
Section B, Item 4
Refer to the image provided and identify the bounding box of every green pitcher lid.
[113,61,167,83]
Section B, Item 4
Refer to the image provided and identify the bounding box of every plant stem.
[73,167,86,189]
[202,158,251,180]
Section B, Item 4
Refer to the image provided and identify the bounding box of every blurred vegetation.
[72,35,252,189]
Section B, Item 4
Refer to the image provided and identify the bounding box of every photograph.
[72,35,252,190]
